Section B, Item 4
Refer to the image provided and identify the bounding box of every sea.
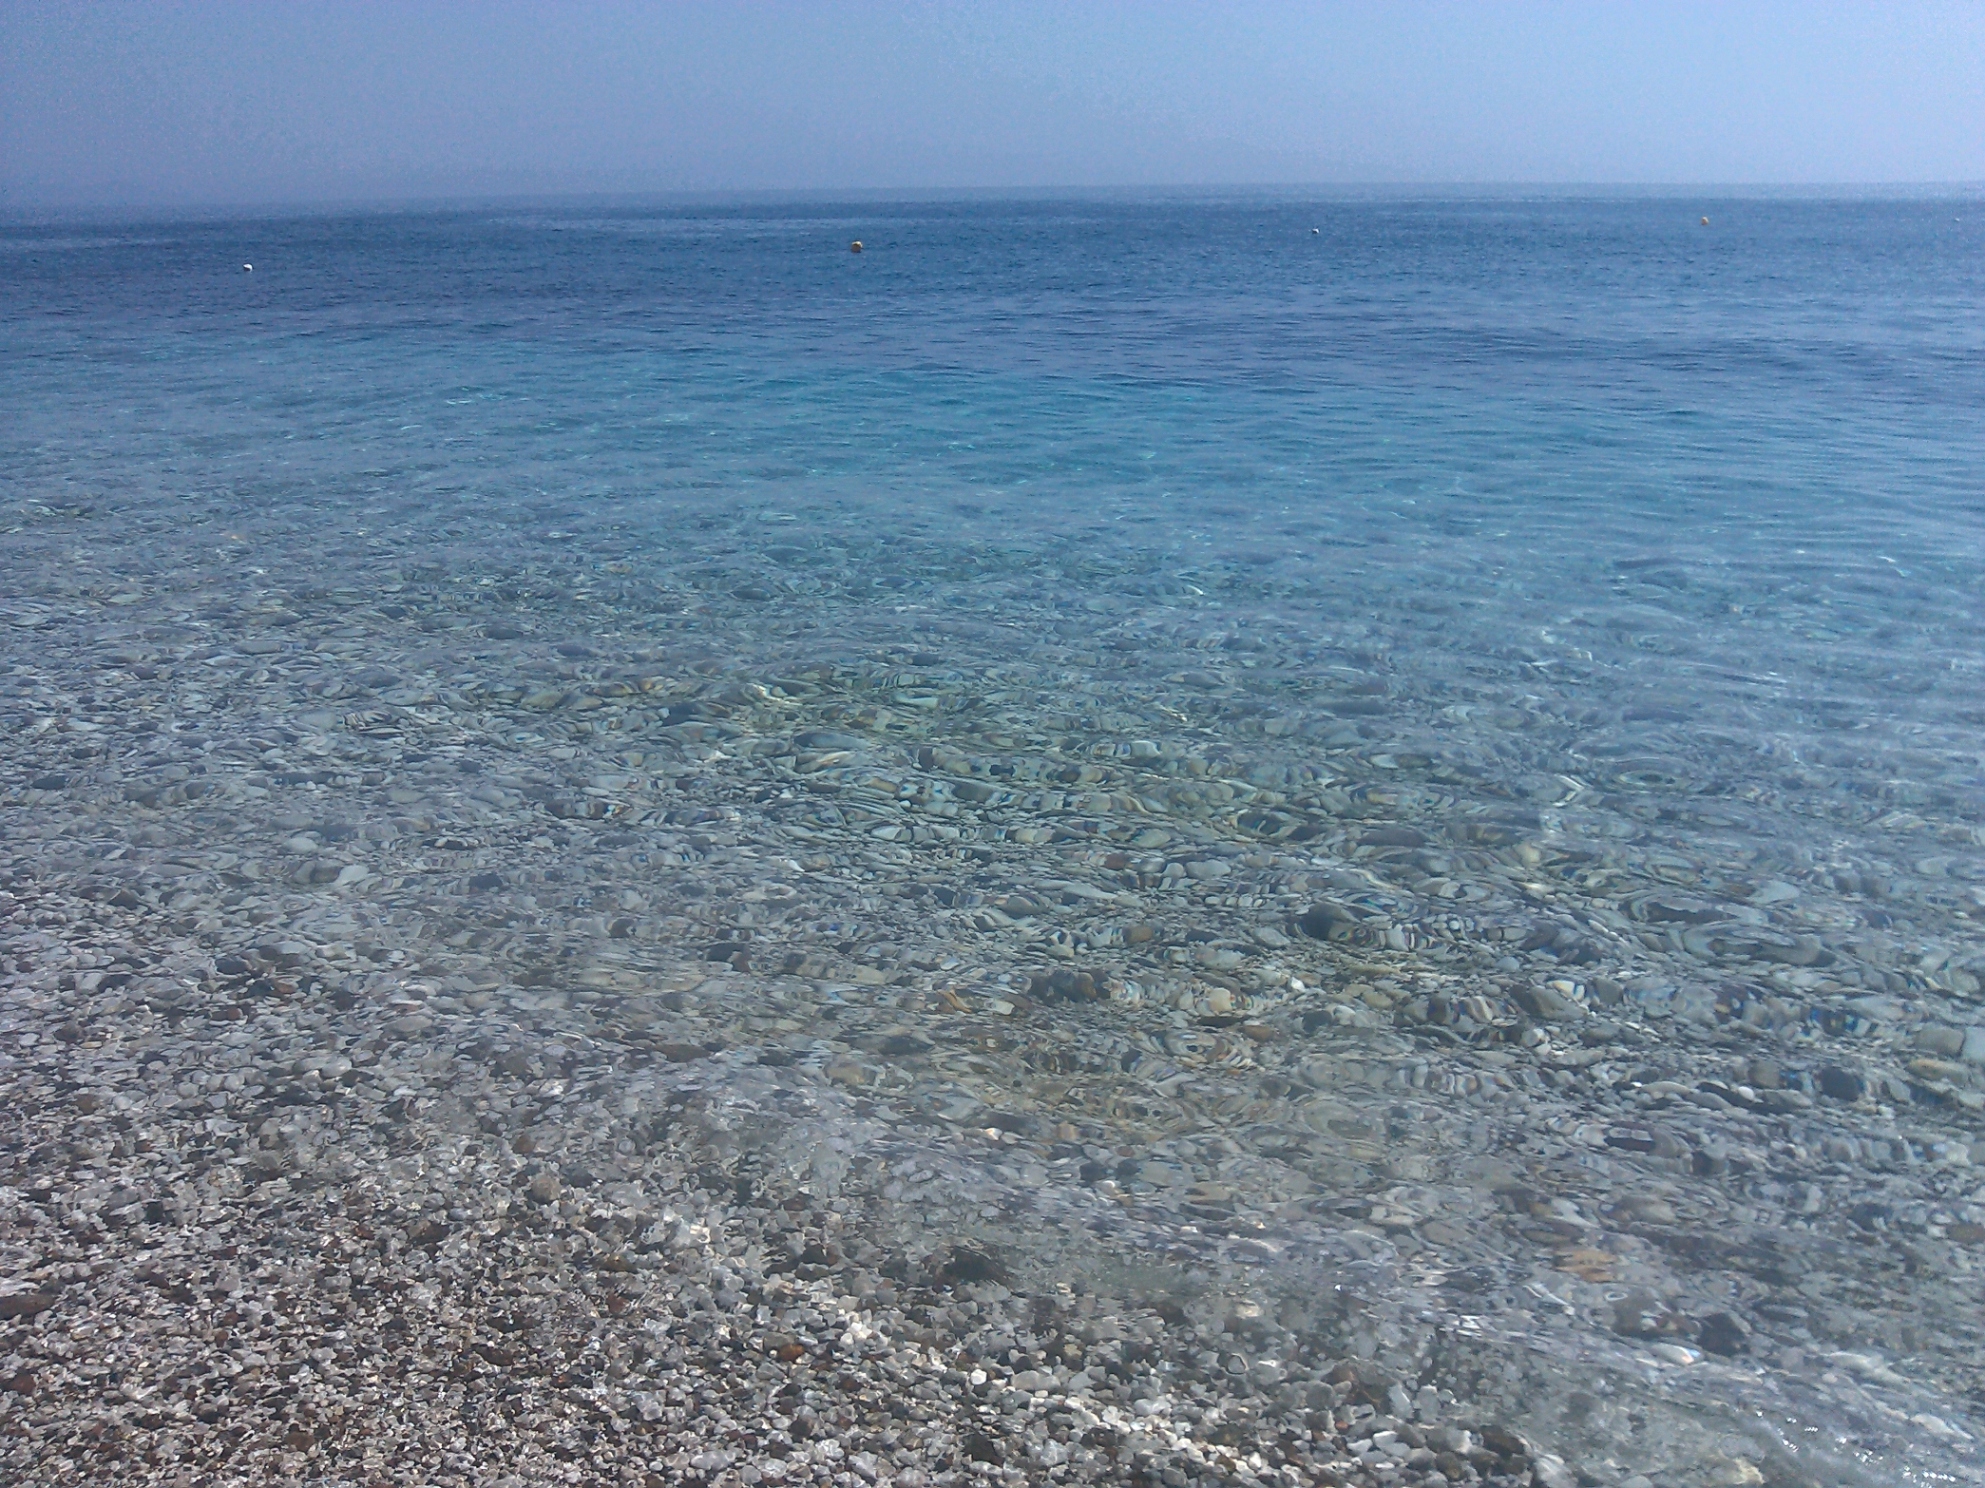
[4,193,1984,1485]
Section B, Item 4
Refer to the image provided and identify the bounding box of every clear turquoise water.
[10,197,1984,968]
[9,198,1984,744]
[6,194,1985,1483]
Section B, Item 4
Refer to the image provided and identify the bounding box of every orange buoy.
[850,240,863,254]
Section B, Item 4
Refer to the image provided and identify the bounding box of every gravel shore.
[2,874,1579,1488]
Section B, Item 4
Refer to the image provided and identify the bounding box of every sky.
[4,2,1983,208]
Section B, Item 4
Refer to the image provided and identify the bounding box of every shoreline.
[0,876,1651,1488]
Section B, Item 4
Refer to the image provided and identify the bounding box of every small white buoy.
[1313,227,1320,234]
[849,240,863,254]
[1699,217,1709,227]
[243,263,253,272]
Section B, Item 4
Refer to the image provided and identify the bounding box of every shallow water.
[4,194,1985,1485]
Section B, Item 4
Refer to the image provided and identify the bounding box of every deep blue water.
[10,196,1983,496]
[6,194,1985,1484]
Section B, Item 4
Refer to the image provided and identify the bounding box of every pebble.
[1510,982,1583,1022]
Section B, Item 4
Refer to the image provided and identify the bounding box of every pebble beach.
[4,197,1984,1487]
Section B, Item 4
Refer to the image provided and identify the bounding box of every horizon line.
[7,179,1984,220]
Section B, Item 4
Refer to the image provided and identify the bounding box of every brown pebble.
[406,1217,449,1247]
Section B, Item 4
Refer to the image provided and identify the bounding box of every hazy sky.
[5,2,1982,207]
